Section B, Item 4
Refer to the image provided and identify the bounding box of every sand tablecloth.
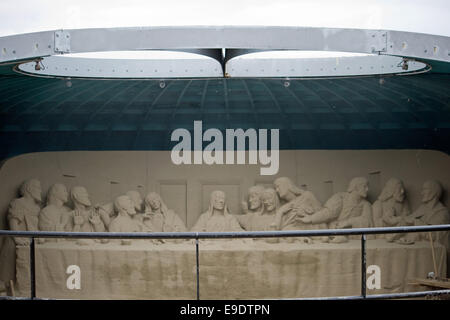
[14,238,446,299]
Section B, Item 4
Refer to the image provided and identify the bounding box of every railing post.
[30,237,36,299]
[195,234,200,300]
[361,234,366,298]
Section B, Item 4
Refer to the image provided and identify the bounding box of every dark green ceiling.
[0,72,449,160]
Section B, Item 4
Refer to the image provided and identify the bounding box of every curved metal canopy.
[1,26,449,79]
[0,26,449,161]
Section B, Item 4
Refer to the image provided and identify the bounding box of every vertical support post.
[361,234,366,298]
[30,237,36,299]
[428,232,438,278]
[195,236,200,300]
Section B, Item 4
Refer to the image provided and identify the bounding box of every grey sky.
[0,0,449,37]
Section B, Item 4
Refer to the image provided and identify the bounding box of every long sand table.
[13,238,446,299]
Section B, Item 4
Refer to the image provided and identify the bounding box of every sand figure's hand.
[89,211,102,225]
[73,211,84,226]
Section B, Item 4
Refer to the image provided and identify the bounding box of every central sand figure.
[191,190,243,232]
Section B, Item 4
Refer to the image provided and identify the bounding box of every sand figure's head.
[261,188,279,213]
[273,177,302,200]
[71,186,91,207]
[126,190,143,212]
[20,179,42,203]
[247,185,264,210]
[47,183,69,205]
[421,180,442,203]
[115,195,136,216]
[378,178,405,203]
[348,177,369,199]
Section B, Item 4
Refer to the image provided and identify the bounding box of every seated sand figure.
[126,190,145,219]
[238,187,279,231]
[95,201,115,231]
[191,190,243,232]
[241,185,265,215]
[261,188,279,216]
[404,180,450,245]
[236,185,265,230]
[7,179,42,244]
[68,186,107,245]
[142,192,187,232]
[372,178,413,243]
[299,177,373,243]
[272,177,323,243]
[261,188,282,243]
[0,179,42,293]
[38,183,72,242]
[96,190,145,231]
[109,195,152,245]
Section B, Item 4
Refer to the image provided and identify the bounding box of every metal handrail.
[1,224,450,239]
[1,224,449,300]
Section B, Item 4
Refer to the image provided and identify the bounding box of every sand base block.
[15,238,446,299]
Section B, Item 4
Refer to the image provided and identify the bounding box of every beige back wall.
[0,150,449,232]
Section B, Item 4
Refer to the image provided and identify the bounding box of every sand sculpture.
[237,185,265,230]
[261,188,279,216]
[69,187,106,233]
[8,179,42,242]
[38,184,71,243]
[237,187,280,232]
[109,195,151,245]
[240,185,265,215]
[405,180,450,245]
[95,201,114,231]
[126,190,145,215]
[69,186,107,245]
[1,176,448,238]
[38,184,71,232]
[272,177,323,230]
[126,191,144,212]
[372,178,413,243]
[142,192,187,233]
[191,190,243,232]
[0,176,449,298]
[297,177,373,243]
[0,179,42,293]
[272,177,325,243]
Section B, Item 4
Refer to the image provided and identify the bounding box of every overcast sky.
[0,0,449,37]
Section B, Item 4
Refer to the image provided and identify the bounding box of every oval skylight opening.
[230,50,371,59]
[16,49,429,79]
[16,50,224,79]
[64,50,212,60]
[225,50,428,78]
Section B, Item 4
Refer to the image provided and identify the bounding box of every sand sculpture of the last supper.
[0,150,448,299]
